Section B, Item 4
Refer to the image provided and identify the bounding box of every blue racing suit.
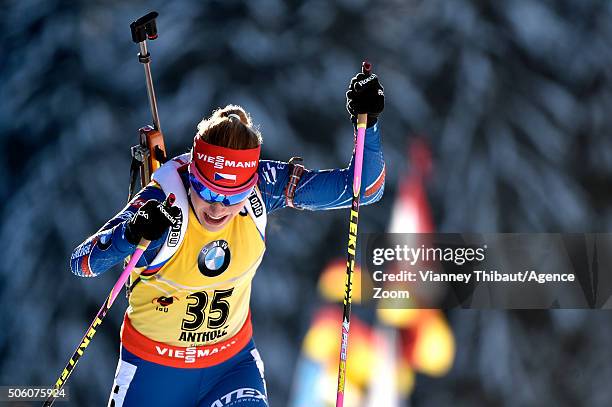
[71,124,385,407]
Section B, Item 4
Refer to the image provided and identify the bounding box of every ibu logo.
[198,240,231,277]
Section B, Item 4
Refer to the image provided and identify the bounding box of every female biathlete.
[70,69,385,407]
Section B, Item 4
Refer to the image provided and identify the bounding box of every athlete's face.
[189,187,247,232]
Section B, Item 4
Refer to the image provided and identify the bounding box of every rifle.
[128,11,167,199]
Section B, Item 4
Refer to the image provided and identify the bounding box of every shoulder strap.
[245,186,267,240]
[144,153,191,273]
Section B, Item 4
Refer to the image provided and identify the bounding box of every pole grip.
[354,60,372,196]
[362,60,372,75]
[355,60,372,133]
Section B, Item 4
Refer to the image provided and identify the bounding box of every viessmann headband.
[190,138,260,194]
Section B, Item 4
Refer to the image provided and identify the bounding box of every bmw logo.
[197,240,231,277]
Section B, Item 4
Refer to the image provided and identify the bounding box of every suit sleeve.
[69,183,168,277]
[258,123,385,214]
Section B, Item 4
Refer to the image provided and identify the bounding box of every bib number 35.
[181,288,234,331]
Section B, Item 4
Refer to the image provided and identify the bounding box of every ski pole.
[43,194,175,407]
[335,61,372,407]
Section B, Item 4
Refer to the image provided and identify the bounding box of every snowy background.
[2,0,612,406]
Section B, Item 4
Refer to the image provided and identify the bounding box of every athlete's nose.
[208,203,226,216]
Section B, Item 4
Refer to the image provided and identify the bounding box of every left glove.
[346,71,385,128]
[124,199,180,245]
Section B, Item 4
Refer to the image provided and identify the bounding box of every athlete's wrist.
[363,123,382,149]
[115,222,137,252]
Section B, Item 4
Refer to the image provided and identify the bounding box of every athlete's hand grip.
[346,61,384,128]
[125,193,179,245]
[356,60,372,128]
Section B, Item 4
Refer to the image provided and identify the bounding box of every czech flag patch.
[214,172,237,183]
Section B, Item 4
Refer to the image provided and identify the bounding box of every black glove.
[124,198,180,245]
[346,70,385,128]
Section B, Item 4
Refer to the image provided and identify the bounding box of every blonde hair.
[195,104,262,149]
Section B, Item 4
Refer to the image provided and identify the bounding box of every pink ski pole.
[43,193,175,406]
[335,61,372,407]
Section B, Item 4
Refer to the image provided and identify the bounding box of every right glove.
[124,198,180,245]
[346,70,385,128]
